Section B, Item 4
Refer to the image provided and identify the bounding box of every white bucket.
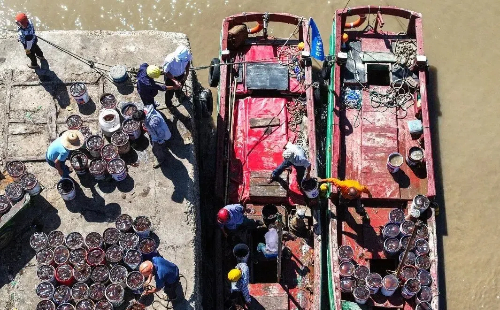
[233,243,249,263]
[416,285,432,303]
[36,300,56,310]
[133,216,151,238]
[107,159,127,182]
[340,277,356,293]
[401,278,421,299]
[366,273,382,294]
[122,119,141,140]
[99,109,121,137]
[352,286,370,304]
[301,178,319,199]
[123,250,142,270]
[411,194,430,212]
[105,283,125,307]
[382,223,400,239]
[383,238,400,256]
[381,274,399,296]
[23,175,41,195]
[120,103,138,120]
[57,178,76,201]
[387,152,404,173]
[70,83,90,105]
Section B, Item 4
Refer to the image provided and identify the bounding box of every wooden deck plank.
[341,108,363,181]
[361,103,400,198]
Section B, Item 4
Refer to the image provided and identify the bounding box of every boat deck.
[340,89,427,200]
[335,202,438,309]
[246,205,316,310]
[338,34,429,200]
[228,96,307,206]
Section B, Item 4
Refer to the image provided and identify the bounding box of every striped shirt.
[17,20,37,49]
[231,262,251,303]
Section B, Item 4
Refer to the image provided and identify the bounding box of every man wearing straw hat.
[46,130,84,177]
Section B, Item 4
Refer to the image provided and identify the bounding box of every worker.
[132,107,171,168]
[16,13,44,69]
[162,45,192,107]
[140,257,180,301]
[46,130,84,177]
[256,224,279,259]
[136,63,177,106]
[228,262,251,306]
[217,204,262,237]
[319,178,372,221]
[268,142,311,185]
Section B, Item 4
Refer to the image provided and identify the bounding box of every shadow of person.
[0,194,61,289]
[158,109,193,163]
[159,149,194,204]
[116,175,135,193]
[34,61,71,108]
[64,180,121,222]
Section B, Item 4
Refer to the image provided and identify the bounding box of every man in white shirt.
[256,225,279,259]
[162,45,192,107]
[268,142,311,185]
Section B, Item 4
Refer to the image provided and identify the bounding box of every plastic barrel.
[233,243,249,263]
[57,178,76,201]
[70,83,90,105]
[387,152,403,173]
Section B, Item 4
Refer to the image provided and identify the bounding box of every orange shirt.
[323,178,371,199]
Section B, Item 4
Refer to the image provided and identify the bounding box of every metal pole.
[395,219,422,279]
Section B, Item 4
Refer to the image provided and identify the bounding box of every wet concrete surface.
[0,31,201,309]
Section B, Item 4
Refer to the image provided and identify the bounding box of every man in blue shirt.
[16,13,45,69]
[140,257,180,301]
[162,45,192,107]
[46,130,84,177]
[217,204,263,237]
[133,105,171,168]
[136,63,177,106]
[268,142,311,185]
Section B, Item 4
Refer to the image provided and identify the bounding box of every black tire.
[199,88,214,118]
[321,60,331,81]
[208,58,221,87]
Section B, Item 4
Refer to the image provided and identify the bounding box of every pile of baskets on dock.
[338,206,434,308]
[0,161,41,220]
[65,93,146,184]
[32,214,155,310]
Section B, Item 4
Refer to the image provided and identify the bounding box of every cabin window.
[366,63,391,86]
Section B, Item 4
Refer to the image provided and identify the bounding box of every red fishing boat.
[213,12,323,310]
[324,6,439,310]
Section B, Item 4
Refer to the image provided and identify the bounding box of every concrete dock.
[0,31,201,309]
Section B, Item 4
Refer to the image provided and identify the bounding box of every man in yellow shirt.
[318,178,371,221]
